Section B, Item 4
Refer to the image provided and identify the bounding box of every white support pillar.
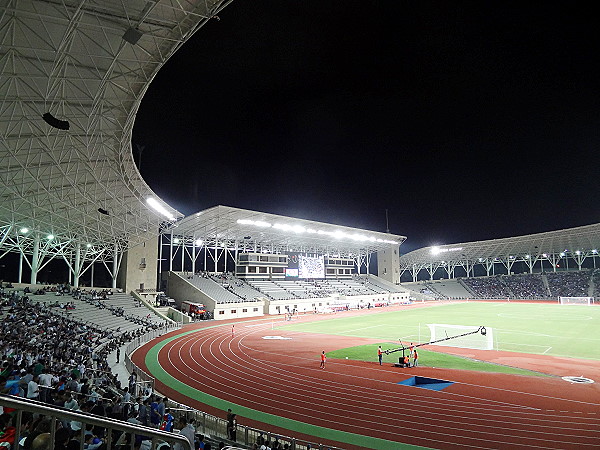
[159,234,164,276]
[214,244,218,273]
[169,231,174,272]
[91,262,95,288]
[181,236,185,272]
[192,235,196,274]
[73,243,81,288]
[30,234,40,285]
[234,241,239,274]
[18,252,23,283]
[112,243,118,289]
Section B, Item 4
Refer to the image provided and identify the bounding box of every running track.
[132,312,600,450]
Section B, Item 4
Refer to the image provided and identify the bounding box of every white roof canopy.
[168,205,406,257]
[0,0,231,259]
[399,222,600,268]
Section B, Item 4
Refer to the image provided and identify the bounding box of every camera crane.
[383,325,487,359]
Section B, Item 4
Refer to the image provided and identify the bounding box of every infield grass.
[276,302,600,365]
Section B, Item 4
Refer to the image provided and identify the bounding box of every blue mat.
[397,376,454,391]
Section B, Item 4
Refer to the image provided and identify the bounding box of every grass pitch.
[276,302,600,372]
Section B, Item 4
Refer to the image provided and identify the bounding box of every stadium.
[1,2,599,450]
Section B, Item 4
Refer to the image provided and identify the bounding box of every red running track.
[133,313,600,450]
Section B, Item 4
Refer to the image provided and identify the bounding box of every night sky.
[132,1,599,253]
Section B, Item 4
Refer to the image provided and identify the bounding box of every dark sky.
[132,1,599,253]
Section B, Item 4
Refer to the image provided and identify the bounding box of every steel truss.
[399,223,600,281]
[0,1,233,285]
[159,205,405,276]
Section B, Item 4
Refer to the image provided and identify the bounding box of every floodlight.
[86,243,92,248]
[431,246,441,255]
[195,239,203,246]
[47,234,54,240]
[593,249,598,254]
[525,254,530,259]
[146,197,175,220]
[559,252,565,257]
[575,250,581,255]
[19,227,29,234]
[173,238,180,244]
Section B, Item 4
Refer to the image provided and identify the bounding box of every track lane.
[134,317,600,450]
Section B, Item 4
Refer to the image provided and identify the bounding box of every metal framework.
[0,0,232,285]
[159,205,406,275]
[399,223,600,281]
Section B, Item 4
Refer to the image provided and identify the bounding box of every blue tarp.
[397,376,454,391]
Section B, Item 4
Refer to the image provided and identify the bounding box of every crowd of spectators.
[546,270,592,298]
[460,270,594,299]
[0,286,250,450]
[498,274,546,298]
[462,276,513,298]
[593,269,600,299]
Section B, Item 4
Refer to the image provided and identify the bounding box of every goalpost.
[427,324,495,350]
[558,296,594,305]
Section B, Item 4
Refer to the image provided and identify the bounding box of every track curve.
[133,313,600,450]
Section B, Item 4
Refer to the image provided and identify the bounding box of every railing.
[125,329,344,450]
[0,395,192,450]
[124,326,182,393]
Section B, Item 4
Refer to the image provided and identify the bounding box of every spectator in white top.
[174,417,196,450]
[26,375,39,399]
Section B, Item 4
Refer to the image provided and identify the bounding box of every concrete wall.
[164,271,264,320]
[377,246,401,284]
[118,234,159,293]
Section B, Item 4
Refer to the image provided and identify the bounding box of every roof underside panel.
[0,0,231,253]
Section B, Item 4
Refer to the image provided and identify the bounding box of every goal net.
[558,296,594,305]
[427,324,495,350]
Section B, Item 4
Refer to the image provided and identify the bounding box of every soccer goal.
[558,296,594,305]
[427,324,495,350]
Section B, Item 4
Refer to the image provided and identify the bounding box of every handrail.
[0,395,192,450]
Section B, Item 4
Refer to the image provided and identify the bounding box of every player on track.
[231,324,234,337]
[320,351,326,369]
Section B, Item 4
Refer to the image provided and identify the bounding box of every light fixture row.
[236,219,398,245]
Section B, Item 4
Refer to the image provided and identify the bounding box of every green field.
[276,302,600,361]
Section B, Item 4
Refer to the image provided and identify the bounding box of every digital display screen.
[298,255,325,279]
[285,268,299,277]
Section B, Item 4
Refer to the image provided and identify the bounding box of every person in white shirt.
[26,376,39,399]
[174,417,196,450]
